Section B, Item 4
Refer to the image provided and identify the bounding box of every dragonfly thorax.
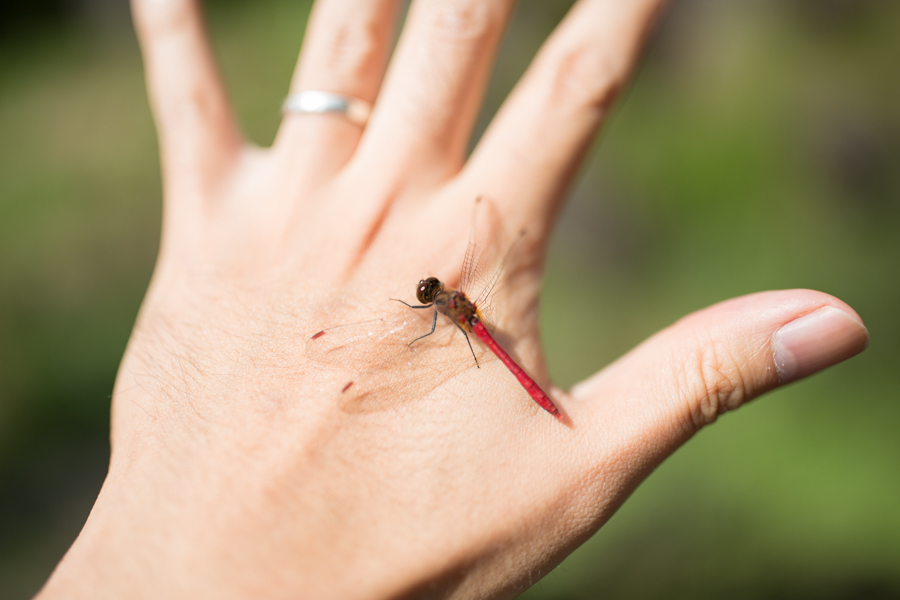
[433,289,479,332]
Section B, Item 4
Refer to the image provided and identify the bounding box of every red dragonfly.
[392,275,561,420]
[309,198,561,420]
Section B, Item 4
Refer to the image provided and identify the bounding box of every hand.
[38,0,869,598]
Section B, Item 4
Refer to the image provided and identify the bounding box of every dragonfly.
[309,198,562,420]
[391,274,561,419]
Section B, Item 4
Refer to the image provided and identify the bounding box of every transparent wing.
[470,229,524,308]
[458,197,526,334]
[459,200,489,297]
[305,307,484,415]
[461,230,526,336]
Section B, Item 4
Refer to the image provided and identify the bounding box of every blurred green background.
[1,0,898,598]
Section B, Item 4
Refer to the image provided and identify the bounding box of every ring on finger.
[281,91,372,126]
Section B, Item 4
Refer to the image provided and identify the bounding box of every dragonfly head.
[416,277,443,304]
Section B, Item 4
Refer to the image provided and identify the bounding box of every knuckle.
[679,336,750,431]
[544,43,628,116]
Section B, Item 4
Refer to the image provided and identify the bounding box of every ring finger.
[274,0,400,177]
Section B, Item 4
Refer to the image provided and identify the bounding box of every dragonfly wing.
[305,310,474,414]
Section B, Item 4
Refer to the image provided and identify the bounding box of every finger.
[132,0,242,194]
[275,0,399,176]
[569,290,869,463]
[463,0,664,224]
[353,0,516,185]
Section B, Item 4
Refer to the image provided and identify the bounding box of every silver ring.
[281,91,371,126]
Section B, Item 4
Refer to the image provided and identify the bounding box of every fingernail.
[772,306,869,383]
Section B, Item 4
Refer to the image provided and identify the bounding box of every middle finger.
[354,0,516,186]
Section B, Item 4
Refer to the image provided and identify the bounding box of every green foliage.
[1,1,898,597]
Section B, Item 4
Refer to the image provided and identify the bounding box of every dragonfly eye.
[416,277,442,304]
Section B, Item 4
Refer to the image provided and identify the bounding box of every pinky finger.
[132,0,243,196]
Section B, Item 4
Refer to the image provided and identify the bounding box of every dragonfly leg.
[408,309,438,346]
[391,298,434,310]
[453,322,480,369]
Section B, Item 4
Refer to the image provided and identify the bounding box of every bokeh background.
[1,0,898,597]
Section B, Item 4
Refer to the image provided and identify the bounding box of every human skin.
[36,0,869,599]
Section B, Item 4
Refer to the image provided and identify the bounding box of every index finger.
[461,0,665,226]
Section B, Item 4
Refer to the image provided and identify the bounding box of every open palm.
[38,1,868,598]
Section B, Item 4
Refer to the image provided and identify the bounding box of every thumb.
[568,289,869,458]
